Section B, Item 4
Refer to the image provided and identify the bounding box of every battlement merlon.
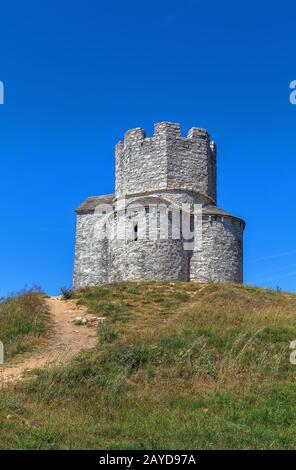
[115,124,217,149]
[124,127,146,142]
[154,122,181,140]
[115,122,217,203]
[117,123,212,144]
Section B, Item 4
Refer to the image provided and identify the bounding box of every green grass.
[0,291,50,360]
[98,322,118,343]
[1,282,296,449]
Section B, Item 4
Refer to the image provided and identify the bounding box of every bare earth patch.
[0,297,97,385]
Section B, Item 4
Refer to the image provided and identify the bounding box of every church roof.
[75,194,245,226]
[76,194,114,214]
[203,205,245,226]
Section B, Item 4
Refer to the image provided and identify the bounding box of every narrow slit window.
[133,223,138,241]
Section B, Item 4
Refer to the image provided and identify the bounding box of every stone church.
[74,122,245,288]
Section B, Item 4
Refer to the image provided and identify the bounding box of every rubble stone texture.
[74,122,245,288]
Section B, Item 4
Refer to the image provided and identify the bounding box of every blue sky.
[0,0,295,296]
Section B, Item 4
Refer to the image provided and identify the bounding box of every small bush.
[110,344,157,373]
[98,322,118,343]
[175,291,190,302]
[98,301,122,315]
[111,308,131,323]
[125,287,139,295]
[61,287,74,300]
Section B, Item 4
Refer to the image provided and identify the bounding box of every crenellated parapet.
[115,122,217,203]
[74,121,245,288]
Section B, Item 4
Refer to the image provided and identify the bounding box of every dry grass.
[0,291,51,361]
[71,282,296,395]
[1,282,296,449]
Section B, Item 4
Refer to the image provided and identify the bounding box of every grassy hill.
[1,282,296,449]
[0,291,50,360]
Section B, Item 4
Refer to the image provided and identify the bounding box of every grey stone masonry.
[74,122,245,288]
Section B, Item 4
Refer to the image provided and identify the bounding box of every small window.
[133,223,138,241]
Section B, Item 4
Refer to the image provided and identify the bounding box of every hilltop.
[1,282,296,449]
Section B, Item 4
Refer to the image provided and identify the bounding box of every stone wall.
[190,215,244,283]
[74,122,245,288]
[73,213,109,288]
[167,126,216,203]
[115,123,216,203]
[115,127,168,197]
[109,238,189,283]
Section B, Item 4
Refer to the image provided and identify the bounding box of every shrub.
[175,291,190,302]
[98,322,118,343]
[61,287,74,300]
[125,287,139,295]
[110,344,158,373]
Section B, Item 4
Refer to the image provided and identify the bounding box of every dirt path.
[0,297,98,385]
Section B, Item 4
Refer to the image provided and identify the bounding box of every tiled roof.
[76,194,114,213]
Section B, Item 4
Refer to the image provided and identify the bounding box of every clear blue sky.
[0,0,295,296]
